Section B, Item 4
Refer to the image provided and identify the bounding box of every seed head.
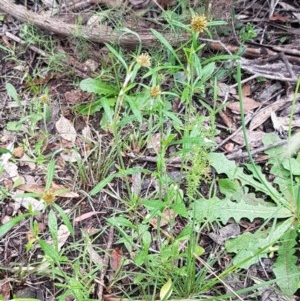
[191,15,208,33]
[42,189,55,205]
[150,86,161,98]
[136,53,151,68]
[40,94,49,103]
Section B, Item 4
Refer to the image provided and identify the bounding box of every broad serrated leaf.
[210,152,288,207]
[208,152,239,179]
[273,227,300,296]
[243,163,288,208]
[225,218,294,269]
[193,197,292,224]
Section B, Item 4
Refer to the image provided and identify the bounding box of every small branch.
[226,139,287,160]
[5,31,50,57]
[96,226,114,300]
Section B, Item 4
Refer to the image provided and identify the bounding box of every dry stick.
[5,31,50,57]
[279,51,296,79]
[226,139,287,160]
[216,85,285,151]
[215,114,253,150]
[96,226,114,300]
[0,0,188,47]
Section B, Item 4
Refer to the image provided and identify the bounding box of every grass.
[0,3,300,301]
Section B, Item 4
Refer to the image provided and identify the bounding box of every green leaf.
[45,159,55,191]
[282,158,300,176]
[80,78,117,96]
[209,152,287,207]
[6,82,20,105]
[38,240,61,261]
[125,95,142,123]
[160,278,173,301]
[225,218,294,269]
[193,197,292,224]
[208,152,238,179]
[0,148,12,155]
[142,230,151,249]
[0,214,30,238]
[218,178,240,197]
[105,43,128,69]
[273,227,300,296]
[53,203,74,236]
[151,29,182,67]
[89,173,117,196]
[107,216,135,229]
[76,99,103,115]
[101,97,114,125]
[200,62,215,83]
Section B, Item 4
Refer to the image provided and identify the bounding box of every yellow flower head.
[191,15,208,33]
[42,189,55,205]
[150,86,161,98]
[136,53,151,68]
[40,94,49,104]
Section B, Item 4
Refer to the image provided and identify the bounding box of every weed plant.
[1,5,300,301]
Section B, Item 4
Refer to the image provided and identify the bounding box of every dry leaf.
[19,154,36,170]
[3,162,18,178]
[279,2,300,20]
[217,82,236,97]
[110,248,123,272]
[60,149,81,162]
[228,96,260,114]
[13,194,45,211]
[131,170,141,195]
[271,112,300,133]
[84,59,99,72]
[147,133,162,153]
[0,278,11,300]
[242,84,251,96]
[249,99,287,131]
[150,208,177,228]
[47,225,70,251]
[224,142,234,152]
[74,211,103,223]
[208,224,240,245]
[218,110,236,130]
[55,115,77,143]
[230,130,266,148]
[13,146,24,158]
[18,183,79,198]
[64,89,87,104]
[87,244,103,266]
[82,125,93,142]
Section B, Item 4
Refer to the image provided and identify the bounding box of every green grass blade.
[0,213,30,238]
[53,203,75,236]
[45,159,55,191]
[151,29,182,67]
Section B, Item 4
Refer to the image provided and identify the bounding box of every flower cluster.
[136,53,151,68]
[190,15,208,33]
[150,86,161,98]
